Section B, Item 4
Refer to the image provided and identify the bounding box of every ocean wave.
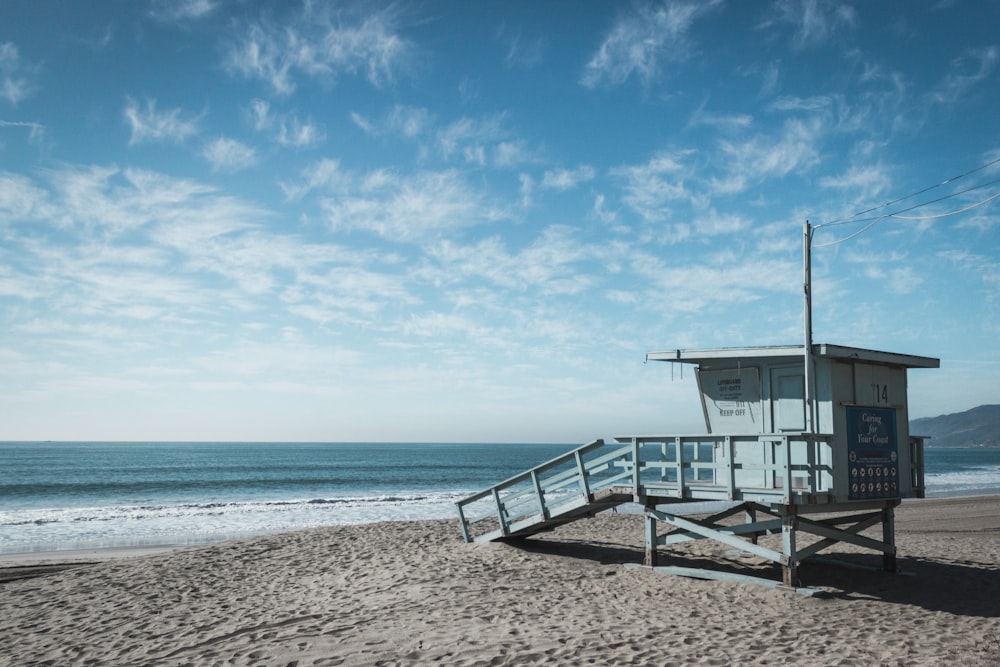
[0,491,469,528]
[925,464,1000,495]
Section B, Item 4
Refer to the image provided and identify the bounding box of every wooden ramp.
[456,439,636,543]
[456,434,832,544]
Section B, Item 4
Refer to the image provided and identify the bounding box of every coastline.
[2,495,999,665]
[2,493,997,567]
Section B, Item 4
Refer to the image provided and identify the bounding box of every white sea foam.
[924,464,1000,496]
[0,491,470,554]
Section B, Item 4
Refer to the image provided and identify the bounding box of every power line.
[812,158,1000,247]
[889,189,1000,221]
[818,154,1000,229]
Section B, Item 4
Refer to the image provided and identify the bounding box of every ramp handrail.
[456,433,836,543]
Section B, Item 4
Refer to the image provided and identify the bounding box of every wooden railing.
[456,433,836,542]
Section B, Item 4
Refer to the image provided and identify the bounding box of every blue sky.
[1,0,998,442]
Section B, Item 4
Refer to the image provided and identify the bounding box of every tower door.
[771,367,805,432]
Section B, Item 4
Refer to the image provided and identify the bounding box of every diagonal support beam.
[648,509,784,563]
[794,513,890,561]
[659,518,783,545]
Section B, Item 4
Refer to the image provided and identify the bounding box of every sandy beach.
[2,496,999,666]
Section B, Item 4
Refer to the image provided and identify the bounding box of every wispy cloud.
[687,103,753,130]
[247,99,325,148]
[123,97,199,145]
[320,169,507,242]
[436,114,508,165]
[2,163,420,333]
[711,117,823,193]
[541,165,596,191]
[0,119,45,142]
[930,46,999,104]
[611,151,691,222]
[0,42,39,105]
[280,158,346,201]
[758,0,858,49]
[148,0,218,22]
[225,6,413,95]
[580,0,721,88]
[202,137,258,172]
[351,104,432,138]
[498,27,545,69]
[819,163,893,202]
[424,226,597,295]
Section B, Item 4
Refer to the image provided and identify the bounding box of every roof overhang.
[645,344,940,369]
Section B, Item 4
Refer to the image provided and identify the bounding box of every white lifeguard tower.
[457,223,940,589]
[456,342,938,589]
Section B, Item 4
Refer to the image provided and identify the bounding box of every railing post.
[675,436,684,498]
[530,470,548,520]
[574,449,591,500]
[632,438,641,492]
[781,436,792,504]
[725,436,736,499]
[644,503,658,567]
[457,502,471,542]
[910,436,926,498]
[782,510,798,587]
[492,487,509,537]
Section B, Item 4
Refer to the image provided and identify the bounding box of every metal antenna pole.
[803,221,815,434]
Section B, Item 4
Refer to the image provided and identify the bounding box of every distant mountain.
[910,404,1000,447]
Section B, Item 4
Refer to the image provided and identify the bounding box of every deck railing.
[456,433,836,542]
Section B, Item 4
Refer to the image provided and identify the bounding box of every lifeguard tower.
[456,342,939,588]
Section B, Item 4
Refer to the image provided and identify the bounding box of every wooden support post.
[644,503,658,567]
[745,505,758,545]
[882,505,897,573]
[782,511,798,588]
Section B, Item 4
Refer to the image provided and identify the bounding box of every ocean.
[1,442,998,555]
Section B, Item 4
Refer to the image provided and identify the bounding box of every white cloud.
[248,98,271,130]
[2,163,424,335]
[202,137,258,172]
[148,0,218,22]
[518,173,534,208]
[0,119,45,142]
[541,165,596,191]
[423,226,602,297]
[351,104,432,138]
[580,0,721,88]
[123,98,199,145]
[930,46,999,105]
[248,99,324,148]
[280,158,346,200]
[688,106,753,130]
[0,42,39,105]
[592,194,617,225]
[321,169,506,242]
[436,114,506,164]
[759,0,857,49]
[500,29,545,69]
[276,116,325,148]
[225,6,413,95]
[819,164,893,202]
[612,152,691,221]
[712,117,823,194]
[0,171,53,222]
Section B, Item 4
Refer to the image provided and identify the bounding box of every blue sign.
[846,406,899,500]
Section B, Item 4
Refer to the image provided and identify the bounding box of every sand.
[1,496,999,666]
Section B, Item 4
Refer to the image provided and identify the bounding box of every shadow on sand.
[504,535,1000,619]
